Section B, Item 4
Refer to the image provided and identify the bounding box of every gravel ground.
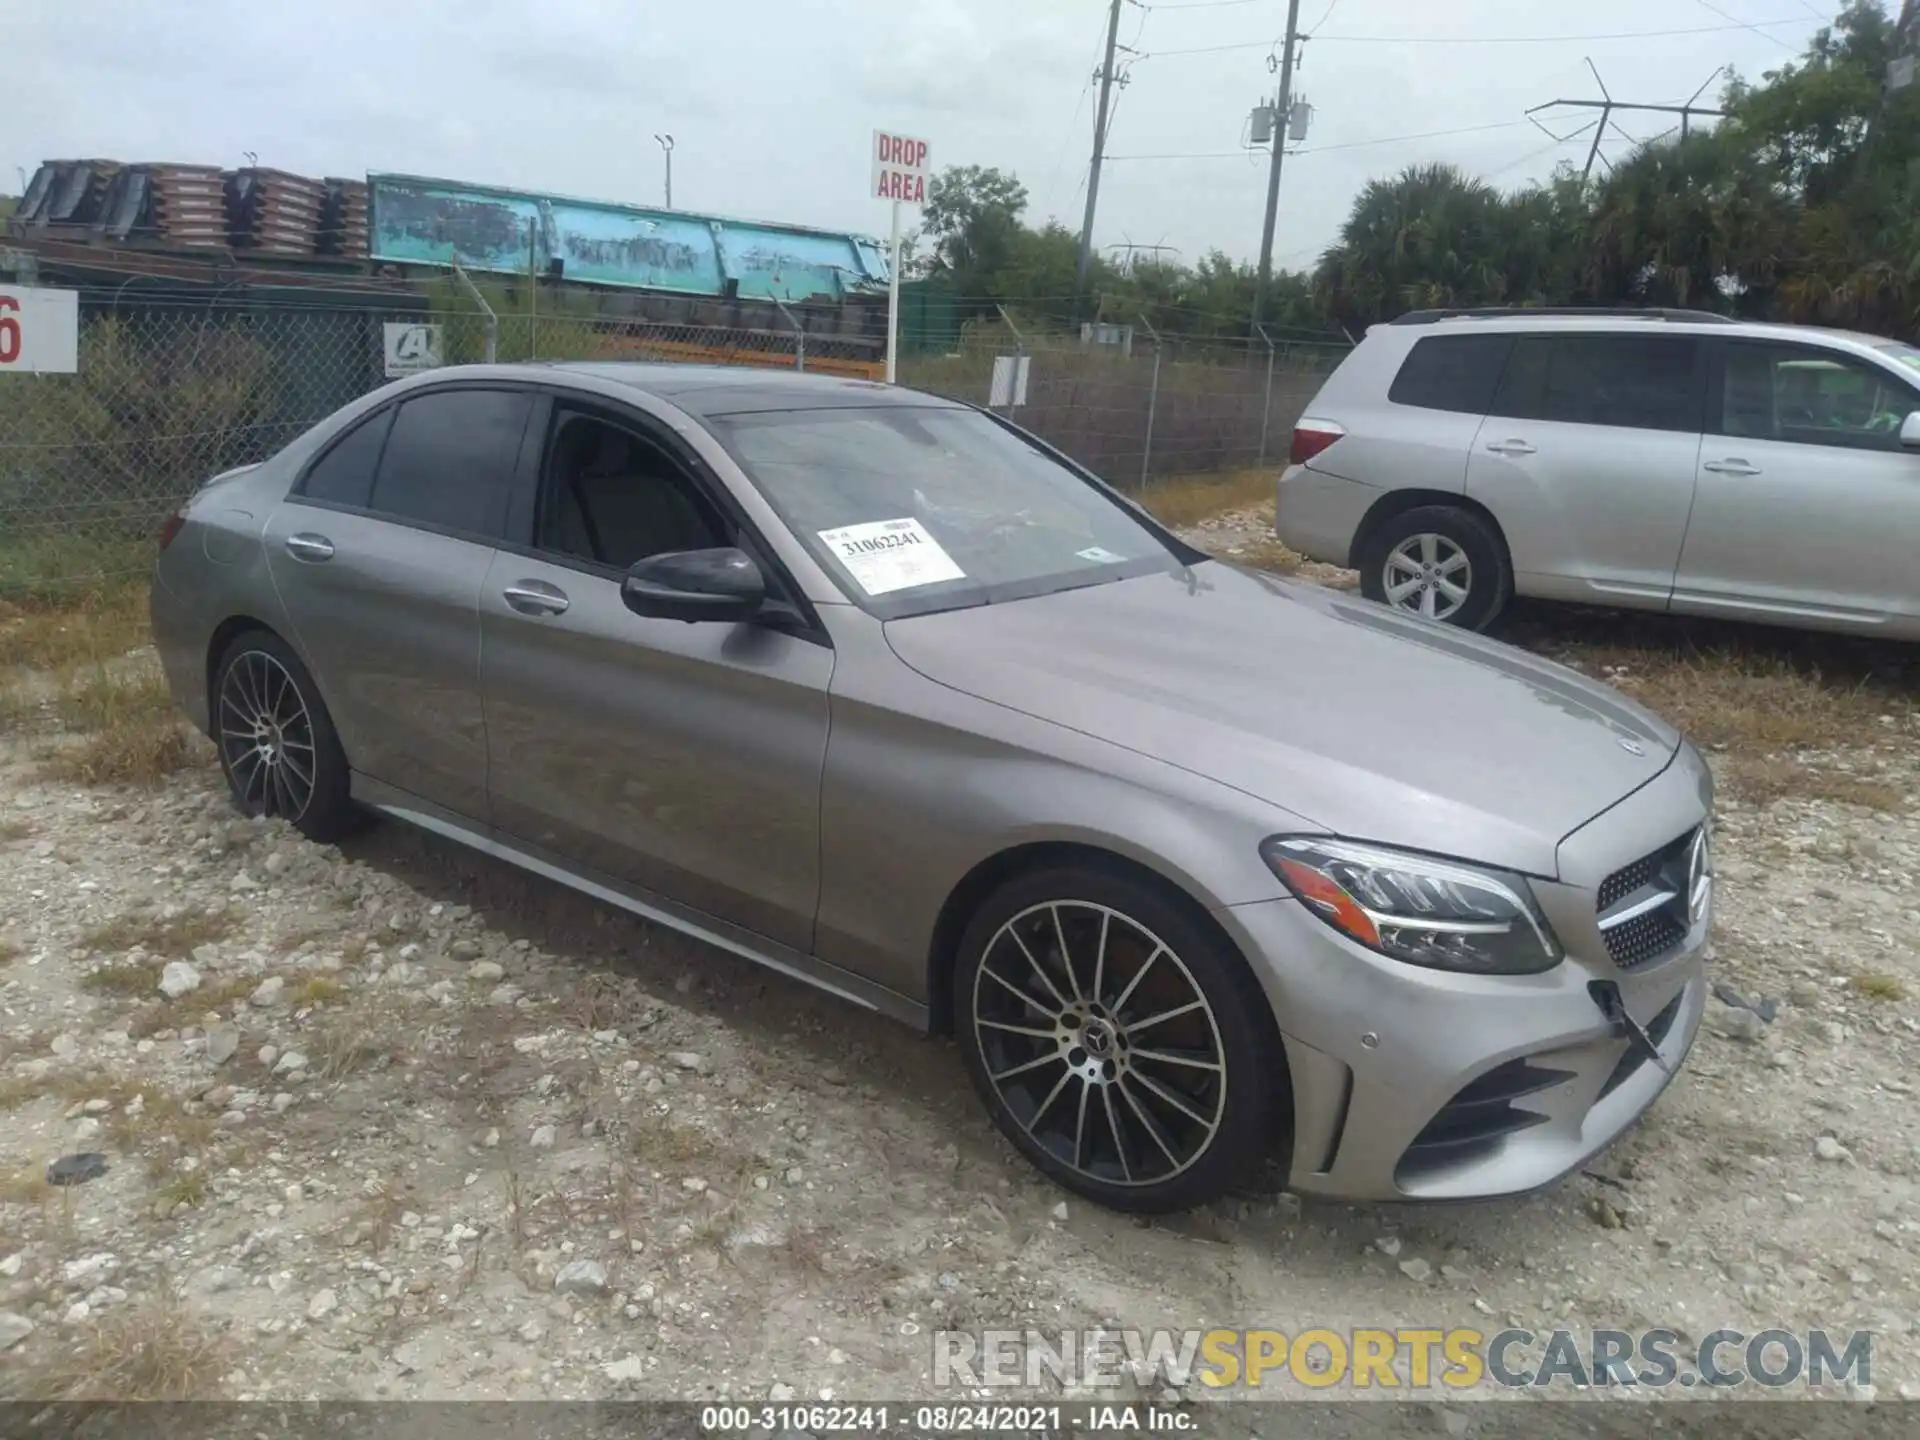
[3,523,1919,1432]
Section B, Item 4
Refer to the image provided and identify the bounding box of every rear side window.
[368,389,533,539]
[301,407,393,508]
[1494,334,1702,433]
[1387,335,1513,414]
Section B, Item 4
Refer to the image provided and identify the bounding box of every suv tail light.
[158,510,187,551]
[1290,418,1346,466]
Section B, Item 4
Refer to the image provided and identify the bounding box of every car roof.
[1387,311,1908,351]
[540,362,966,418]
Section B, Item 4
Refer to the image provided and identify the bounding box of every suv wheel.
[1359,505,1511,630]
[954,865,1281,1214]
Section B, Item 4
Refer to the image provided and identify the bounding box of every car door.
[1464,331,1706,606]
[1672,338,1920,628]
[264,384,537,821]
[478,398,834,951]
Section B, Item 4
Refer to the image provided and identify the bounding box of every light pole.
[653,134,674,209]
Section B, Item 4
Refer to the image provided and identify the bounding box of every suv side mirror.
[1901,412,1920,449]
[621,547,765,623]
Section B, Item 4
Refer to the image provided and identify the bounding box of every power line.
[1693,0,1798,50]
[1107,118,1531,161]
[1147,17,1817,56]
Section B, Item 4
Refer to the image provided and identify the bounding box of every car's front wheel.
[1358,504,1511,630]
[212,630,363,842]
[954,864,1282,1213]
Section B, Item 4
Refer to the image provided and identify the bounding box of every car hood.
[883,563,1681,878]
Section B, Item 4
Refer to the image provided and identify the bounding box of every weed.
[292,976,345,1008]
[127,974,255,1039]
[1135,468,1277,531]
[80,908,234,960]
[0,1293,227,1399]
[1851,973,1907,1002]
[79,961,167,997]
[155,1170,209,1212]
[0,817,33,841]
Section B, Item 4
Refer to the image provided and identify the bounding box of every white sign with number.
[871,130,931,207]
[0,286,80,374]
[383,322,444,377]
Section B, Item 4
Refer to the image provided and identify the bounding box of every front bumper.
[1217,751,1712,1203]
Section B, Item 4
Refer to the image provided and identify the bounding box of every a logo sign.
[872,130,931,206]
[382,322,444,378]
[1686,826,1712,928]
[0,286,80,374]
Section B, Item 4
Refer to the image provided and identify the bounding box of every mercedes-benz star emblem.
[1687,827,1713,927]
[1082,1022,1114,1058]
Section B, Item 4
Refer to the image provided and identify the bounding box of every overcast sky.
[11,0,1846,284]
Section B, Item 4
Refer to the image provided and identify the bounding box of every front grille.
[1596,989,1686,1100]
[1395,1058,1574,1184]
[1597,828,1700,971]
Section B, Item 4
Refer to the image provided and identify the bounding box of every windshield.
[1873,340,1920,375]
[710,405,1195,618]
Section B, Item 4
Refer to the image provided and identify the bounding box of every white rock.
[62,1253,116,1286]
[1399,1258,1434,1283]
[306,1288,338,1321]
[0,1312,32,1350]
[530,1125,557,1150]
[158,961,202,999]
[204,1025,241,1066]
[73,1118,101,1141]
[553,1259,608,1295]
[602,1356,647,1383]
[49,1034,79,1060]
[682,1178,708,1194]
[0,1254,20,1277]
[517,1318,548,1343]
[769,1383,798,1401]
[669,1052,707,1074]
[272,1051,308,1076]
[468,961,505,983]
[1376,1236,1403,1257]
[1051,1201,1069,1221]
[1816,1136,1853,1163]
[249,976,285,1008]
[62,1302,90,1325]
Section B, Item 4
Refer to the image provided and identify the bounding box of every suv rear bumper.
[1275,465,1376,569]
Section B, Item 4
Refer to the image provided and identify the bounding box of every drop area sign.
[0,286,80,374]
[872,131,930,205]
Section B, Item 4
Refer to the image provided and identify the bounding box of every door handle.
[1703,458,1761,476]
[1485,439,1537,456]
[503,581,570,616]
[284,533,335,562]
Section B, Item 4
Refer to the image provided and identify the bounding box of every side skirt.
[350,774,930,1030]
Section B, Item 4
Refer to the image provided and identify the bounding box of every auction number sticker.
[817,517,965,596]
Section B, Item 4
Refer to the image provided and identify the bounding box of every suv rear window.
[1493,334,1703,433]
[1387,335,1514,414]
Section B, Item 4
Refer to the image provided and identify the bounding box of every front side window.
[710,406,1190,618]
[368,389,533,538]
[535,413,728,569]
[1720,343,1919,451]
[1494,334,1703,433]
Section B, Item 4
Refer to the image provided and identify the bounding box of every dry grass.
[80,908,234,960]
[0,1294,227,1399]
[1218,536,1305,576]
[0,578,149,672]
[1851,973,1908,1002]
[0,1164,50,1205]
[126,974,256,1039]
[0,816,33,841]
[0,935,20,969]
[292,975,346,1008]
[308,1011,393,1082]
[79,961,167,997]
[1136,467,1276,531]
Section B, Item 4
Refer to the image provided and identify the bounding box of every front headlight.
[1261,836,1562,975]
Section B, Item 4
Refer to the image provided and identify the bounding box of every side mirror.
[1901,412,1920,449]
[621,547,765,623]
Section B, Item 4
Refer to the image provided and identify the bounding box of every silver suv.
[1276,307,1920,638]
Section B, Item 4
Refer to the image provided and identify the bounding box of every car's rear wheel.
[1359,504,1510,631]
[212,631,362,843]
[954,864,1280,1213]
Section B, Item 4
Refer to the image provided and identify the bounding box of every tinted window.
[1493,335,1702,433]
[368,389,533,538]
[1720,343,1920,452]
[1388,335,1513,414]
[537,414,727,568]
[301,407,392,508]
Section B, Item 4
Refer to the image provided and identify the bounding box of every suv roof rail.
[1388,306,1737,326]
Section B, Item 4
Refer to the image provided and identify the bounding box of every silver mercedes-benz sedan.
[150,363,1713,1213]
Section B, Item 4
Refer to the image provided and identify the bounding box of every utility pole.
[1528,62,1724,181]
[1075,0,1128,304]
[1251,0,1303,329]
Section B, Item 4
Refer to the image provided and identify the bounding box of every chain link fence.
[0,290,1345,600]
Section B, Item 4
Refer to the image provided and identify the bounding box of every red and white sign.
[872,130,930,207]
[0,286,80,374]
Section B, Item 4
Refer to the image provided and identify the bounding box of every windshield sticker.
[817,517,967,596]
[1076,545,1125,564]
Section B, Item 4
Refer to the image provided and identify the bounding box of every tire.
[211,630,364,843]
[1358,504,1511,631]
[954,864,1282,1214]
